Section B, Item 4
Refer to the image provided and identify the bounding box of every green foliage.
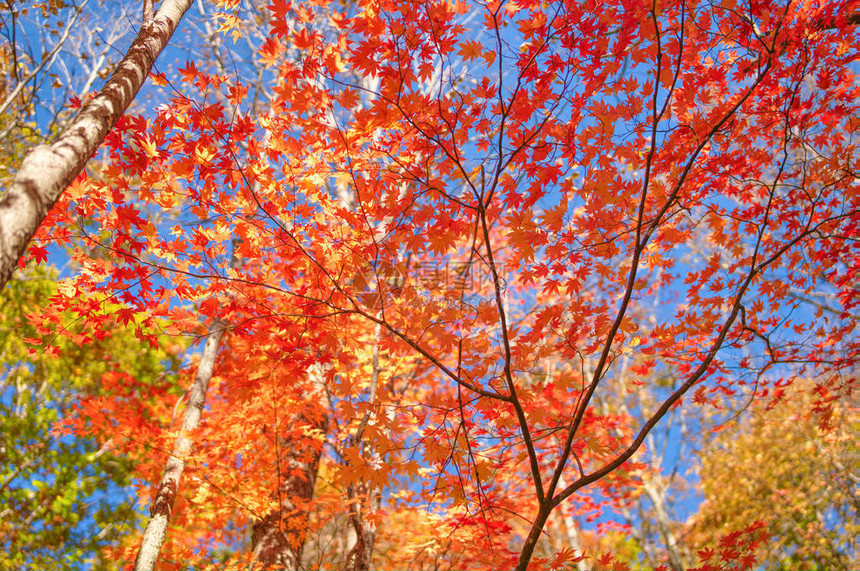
[0,266,182,570]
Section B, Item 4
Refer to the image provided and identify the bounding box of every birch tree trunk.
[641,477,688,571]
[0,0,194,289]
[134,325,225,571]
[553,474,591,571]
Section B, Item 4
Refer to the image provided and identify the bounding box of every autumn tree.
[17,0,859,569]
[688,378,857,570]
[1,2,338,566]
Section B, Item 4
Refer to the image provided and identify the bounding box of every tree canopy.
[0,0,856,569]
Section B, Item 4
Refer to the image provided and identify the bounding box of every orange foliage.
[31,0,858,568]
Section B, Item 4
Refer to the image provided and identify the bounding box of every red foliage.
[35,0,858,568]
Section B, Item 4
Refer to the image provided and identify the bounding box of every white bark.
[133,325,225,571]
[0,0,195,289]
[555,475,591,571]
[641,477,687,571]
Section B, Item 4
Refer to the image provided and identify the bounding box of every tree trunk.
[0,0,194,289]
[517,505,552,571]
[345,482,379,571]
[250,365,329,570]
[134,324,225,571]
[555,509,590,571]
[344,321,384,571]
[249,437,326,570]
[642,478,688,571]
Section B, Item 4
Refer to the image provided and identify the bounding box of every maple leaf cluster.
[19,0,857,568]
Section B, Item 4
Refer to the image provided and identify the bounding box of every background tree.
[687,378,857,570]
[0,1,139,151]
